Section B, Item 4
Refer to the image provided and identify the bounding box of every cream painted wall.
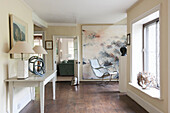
[36,22,126,80]
[35,25,84,79]
[127,0,168,112]
[0,0,34,112]
[44,26,77,70]
[168,0,170,112]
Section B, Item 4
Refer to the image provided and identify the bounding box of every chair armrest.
[94,67,105,70]
[109,71,118,75]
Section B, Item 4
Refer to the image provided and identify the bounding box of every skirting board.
[6,91,31,113]
[17,94,31,112]
[127,89,163,113]
[80,80,119,82]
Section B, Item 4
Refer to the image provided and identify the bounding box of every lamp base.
[17,60,29,79]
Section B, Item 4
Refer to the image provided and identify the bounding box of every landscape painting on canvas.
[82,25,127,80]
[9,14,28,58]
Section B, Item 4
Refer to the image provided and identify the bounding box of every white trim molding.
[130,4,160,24]
[129,83,161,99]
[32,12,48,28]
[19,0,33,11]
[48,23,77,26]
[127,90,163,113]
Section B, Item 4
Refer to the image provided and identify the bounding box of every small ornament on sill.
[137,72,157,89]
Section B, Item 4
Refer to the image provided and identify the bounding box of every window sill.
[129,83,163,100]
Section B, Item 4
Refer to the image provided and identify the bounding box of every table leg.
[40,82,45,113]
[9,82,16,113]
[31,87,35,100]
[52,76,56,100]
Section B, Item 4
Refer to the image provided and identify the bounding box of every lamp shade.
[8,41,35,54]
[33,45,48,54]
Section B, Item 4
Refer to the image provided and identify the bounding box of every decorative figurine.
[29,56,46,76]
[137,72,157,89]
[120,46,127,56]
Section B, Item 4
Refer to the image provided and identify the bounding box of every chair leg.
[96,78,103,86]
[96,77,106,86]
[102,77,106,86]
[96,75,112,86]
[105,74,112,85]
[105,75,111,85]
[103,77,108,86]
[110,74,112,82]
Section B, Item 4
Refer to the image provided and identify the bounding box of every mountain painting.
[82,25,127,80]
[10,14,27,58]
[13,20,26,42]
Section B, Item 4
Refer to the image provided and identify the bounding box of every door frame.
[34,31,45,60]
[52,35,79,81]
[168,0,170,112]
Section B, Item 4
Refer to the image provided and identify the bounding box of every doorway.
[33,31,45,59]
[33,30,45,101]
[53,36,80,83]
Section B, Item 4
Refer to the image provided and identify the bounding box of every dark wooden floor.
[20,82,148,113]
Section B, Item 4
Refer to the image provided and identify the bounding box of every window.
[130,9,160,98]
[34,35,43,58]
[143,18,160,88]
[34,35,42,46]
[68,40,74,60]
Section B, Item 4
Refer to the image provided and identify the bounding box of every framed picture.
[45,40,53,50]
[9,14,28,58]
[127,33,130,45]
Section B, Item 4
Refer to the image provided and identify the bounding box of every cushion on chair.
[89,59,101,68]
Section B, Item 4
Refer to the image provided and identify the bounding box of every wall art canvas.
[82,25,127,79]
[45,40,53,50]
[9,14,28,58]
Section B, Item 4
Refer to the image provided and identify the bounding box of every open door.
[53,37,57,71]
[74,36,80,84]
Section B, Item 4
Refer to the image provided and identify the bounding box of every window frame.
[142,18,160,88]
[67,40,74,60]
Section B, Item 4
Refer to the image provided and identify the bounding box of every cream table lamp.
[33,45,48,55]
[8,41,35,79]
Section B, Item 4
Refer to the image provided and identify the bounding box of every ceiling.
[23,0,138,24]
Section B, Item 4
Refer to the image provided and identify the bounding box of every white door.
[74,36,80,84]
[53,37,57,71]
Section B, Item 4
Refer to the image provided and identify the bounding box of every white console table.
[5,70,57,113]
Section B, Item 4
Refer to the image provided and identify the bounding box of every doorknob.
[76,62,80,64]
